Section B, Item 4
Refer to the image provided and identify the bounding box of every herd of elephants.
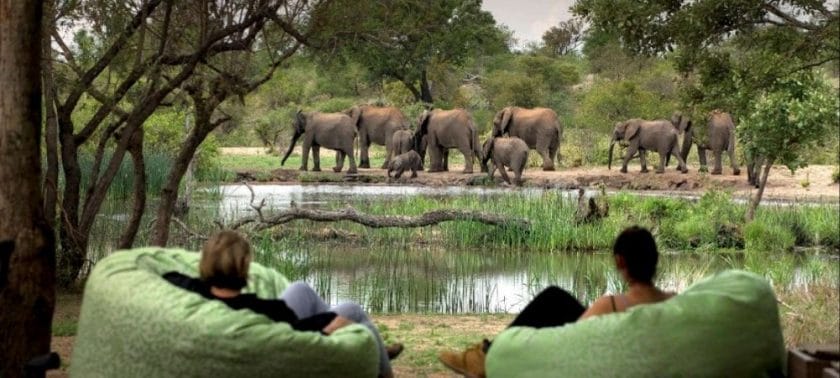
[280,105,746,186]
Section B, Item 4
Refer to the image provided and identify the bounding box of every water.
[253,244,838,314]
[90,183,839,314]
[214,184,836,221]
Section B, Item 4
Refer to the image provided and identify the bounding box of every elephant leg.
[698,148,708,172]
[549,139,560,170]
[728,144,740,175]
[300,139,311,171]
[621,144,637,174]
[310,145,322,172]
[345,147,358,174]
[655,150,667,174]
[671,144,688,173]
[394,167,403,179]
[497,162,512,185]
[427,139,443,172]
[537,141,555,171]
[381,142,392,170]
[410,167,418,178]
[442,149,450,171]
[358,132,371,168]
[458,145,474,174]
[640,150,649,173]
[711,149,724,175]
[334,150,345,173]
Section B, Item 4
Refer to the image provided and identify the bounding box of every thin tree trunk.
[152,110,213,246]
[746,158,774,221]
[117,129,146,249]
[419,69,433,104]
[42,0,59,225]
[57,119,85,287]
[0,1,57,376]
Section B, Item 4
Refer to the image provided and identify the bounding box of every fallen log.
[229,206,531,231]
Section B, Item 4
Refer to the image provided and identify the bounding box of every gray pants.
[281,281,392,376]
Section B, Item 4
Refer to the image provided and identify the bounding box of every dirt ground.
[246,163,839,203]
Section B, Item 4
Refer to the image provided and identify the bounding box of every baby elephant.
[482,137,529,186]
[387,150,422,179]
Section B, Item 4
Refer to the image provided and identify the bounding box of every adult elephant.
[609,119,688,174]
[281,110,357,174]
[492,107,562,171]
[673,110,741,175]
[414,109,481,173]
[346,105,410,168]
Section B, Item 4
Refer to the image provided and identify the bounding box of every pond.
[91,183,839,314]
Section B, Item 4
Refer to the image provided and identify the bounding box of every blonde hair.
[199,230,252,290]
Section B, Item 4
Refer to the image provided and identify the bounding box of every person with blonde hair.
[165,230,402,378]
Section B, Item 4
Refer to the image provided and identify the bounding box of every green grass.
[246,190,839,255]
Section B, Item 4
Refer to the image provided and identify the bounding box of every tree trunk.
[42,0,59,225]
[0,1,57,376]
[746,158,774,221]
[117,129,146,249]
[419,69,433,104]
[152,109,214,246]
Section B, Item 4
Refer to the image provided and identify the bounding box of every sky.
[482,0,576,47]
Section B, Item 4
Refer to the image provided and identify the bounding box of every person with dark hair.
[439,226,674,377]
[164,230,403,378]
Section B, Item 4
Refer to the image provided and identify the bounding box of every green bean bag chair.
[486,270,785,377]
[70,248,379,378]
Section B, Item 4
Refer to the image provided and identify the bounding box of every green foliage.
[744,220,796,253]
[484,70,548,110]
[311,0,507,102]
[573,78,675,132]
[516,55,581,91]
[738,73,840,173]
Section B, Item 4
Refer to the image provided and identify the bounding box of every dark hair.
[613,226,659,284]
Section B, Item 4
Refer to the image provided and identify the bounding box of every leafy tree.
[574,0,839,216]
[739,73,839,220]
[311,0,508,103]
[542,19,584,56]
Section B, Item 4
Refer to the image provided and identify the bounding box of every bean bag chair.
[70,248,379,378]
[486,270,785,377]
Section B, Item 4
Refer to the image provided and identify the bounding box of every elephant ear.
[625,120,641,140]
[295,110,306,130]
[499,107,513,135]
[417,110,431,136]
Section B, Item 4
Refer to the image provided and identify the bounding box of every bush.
[561,128,611,167]
[484,70,548,110]
[744,220,796,253]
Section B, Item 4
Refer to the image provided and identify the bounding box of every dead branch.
[228,206,530,232]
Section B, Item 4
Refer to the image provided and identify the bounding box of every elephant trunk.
[280,131,301,166]
[680,128,693,162]
[608,136,616,170]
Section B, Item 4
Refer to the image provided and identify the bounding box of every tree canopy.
[310,0,508,103]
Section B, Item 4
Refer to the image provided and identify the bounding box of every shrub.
[484,70,548,110]
[744,220,795,253]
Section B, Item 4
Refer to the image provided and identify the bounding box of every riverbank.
[47,284,840,377]
[221,150,839,203]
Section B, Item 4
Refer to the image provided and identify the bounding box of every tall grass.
[76,150,172,199]
[266,190,838,254]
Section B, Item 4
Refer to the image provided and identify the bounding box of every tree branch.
[226,203,530,232]
[762,4,820,31]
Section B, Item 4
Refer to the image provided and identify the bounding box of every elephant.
[387,150,423,179]
[280,110,357,174]
[345,105,410,168]
[492,106,562,171]
[388,129,415,156]
[414,109,481,173]
[674,110,741,175]
[482,137,529,186]
[608,119,688,174]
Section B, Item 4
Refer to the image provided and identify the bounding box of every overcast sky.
[482,0,576,47]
